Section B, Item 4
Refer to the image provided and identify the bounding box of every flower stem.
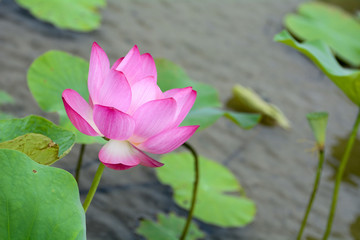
[82,162,105,212]
[75,144,86,183]
[322,108,360,240]
[179,142,200,240]
[296,149,325,240]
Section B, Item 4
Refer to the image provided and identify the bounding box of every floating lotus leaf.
[27,50,104,144]
[157,152,256,227]
[285,1,360,67]
[15,0,106,32]
[0,149,86,239]
[0,115,75,163]
[275,30,360,106]
[136,212,205,240]
[0,133,60,165]
[227,84,290,129]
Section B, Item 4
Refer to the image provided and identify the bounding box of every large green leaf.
[136,213,205,240]
[0,133,60,165]
[0,115,75,163]
[27,50,104,144]
[275,30,360,106]
[285,1,360,67]
[0,149,85,239]
[157,152,256,227]
[15,0,106,32]
[28,51,89,113]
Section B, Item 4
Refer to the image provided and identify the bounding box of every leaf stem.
[296,149,325,240]
[75,144,86,183]
[82,162,105,212]
[179,142,200,240]
[322,108,360,240]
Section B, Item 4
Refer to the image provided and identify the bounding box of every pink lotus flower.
[62,43,199,170]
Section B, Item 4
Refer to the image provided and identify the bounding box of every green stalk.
[179,142,200,240]
[82,162,105,212]
[75,144,86,183]
[322,108,360,240]
[296,149,325,240]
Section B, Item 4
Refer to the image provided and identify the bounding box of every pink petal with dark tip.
[93,105,135,140]
[116,46,157,85]
[62,89,100,136]
[115,45,141,85]
[139,154,164,168]
[102,163,135,171]
[111,57,124,70]
[140,53,157,81]
[138,125,199,154]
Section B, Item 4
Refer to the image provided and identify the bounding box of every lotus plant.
[62,43,199,171]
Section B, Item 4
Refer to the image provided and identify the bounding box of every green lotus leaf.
[136,212,205,240]
[0,133,60,165]
[275,30,360,106]
[27,50,104,144]
[0,115,75,162]
[285,1,360,67]
[157,152,256,227]
[0,149,86,239]
[15,0,106,32]
[227,84,290,129]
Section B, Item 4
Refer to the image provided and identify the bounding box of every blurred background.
[1,0,360,239]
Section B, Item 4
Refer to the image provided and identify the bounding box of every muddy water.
[1,0,360,239]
